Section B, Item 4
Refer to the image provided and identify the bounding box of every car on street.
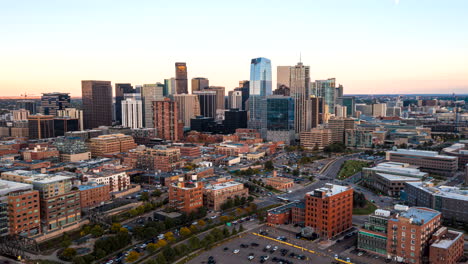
[233,249,240,254]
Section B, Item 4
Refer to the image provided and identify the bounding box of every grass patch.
[338,160,370,180]
[353,200,377,215]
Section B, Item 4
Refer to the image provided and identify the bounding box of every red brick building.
[429,227,464,264]
[0,180,41,237]
[387,207,441,264]
[168,177,204,213]
[265,177,294,191]
[305,184,353,239]
[21,145,59,161]
[152,98,182,141]
[267,202,305,226]
[203,180,248,211]
[77,183,111,209]
[173,144,201,157]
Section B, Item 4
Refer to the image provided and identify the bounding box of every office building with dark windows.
[81,80,113,129]
[175,62,188,94]
[40,92,71,116]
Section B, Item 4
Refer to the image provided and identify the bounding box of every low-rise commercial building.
[265,177,294,191]
[124,146,182,172]
[203,180,248,211]
[404,181,468,224]
[362,162,427,197]
[386,149,458,176]
[442,141,468,170]
[77,183,111,209]
[88,134,137,157]
[300,128,332,150]
[83,170,130,193]
[22,145,59,161]
[429,227,464,264]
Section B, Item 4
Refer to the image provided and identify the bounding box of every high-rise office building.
[173,94,200,129]
[248,57,271,134]
[152,98,182,141]
[336,84,344,98]
[335,105,347,118]
[191,77,209,93]
[54,117,79,136]
[57,108,84,131]
[313,78,336,114]
[266,96,295,144]
[28,114,55,139]
[193,90,217,118]
[141,84,164,128]
[115,83,135,125]
[234,80,249,110]
[175,62,188,94]
[277,66,291,89]
[223,109,248,134]
[306,96,320,129]
[341,96,356,117]
[372,103,387,117]
[40,92,71,116]
[121,93,143,129]
[164,78,176,96]
[12,109,29,121]
[289,62,310,134]
[205,86,225,110]
[273,85,291,96]
[16,100,37,114]
[81,80,113,129]
[228,90,243,109]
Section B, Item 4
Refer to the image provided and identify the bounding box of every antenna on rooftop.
[299,52,302,63]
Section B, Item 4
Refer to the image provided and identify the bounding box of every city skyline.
[1,0,467,96]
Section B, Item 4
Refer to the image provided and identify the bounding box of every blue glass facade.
[267,96,294,131]
[248,57,272,134]
[249,57,272,96]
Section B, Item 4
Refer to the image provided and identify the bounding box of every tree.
[292,169,300,176]
[223,227,230,238]
[155,253,167,264]
[90,225,104,237]
[60,247,77,260]
[146,243,158,253]
[231,227,238,236]
[247,196,254,202]
[197,220,206,227]
[180,227,192,237]
[264,160,274,171]
[111,223,122,233]
[162,246,176,262]
[188,236,201,250]
[239,224,245,232]
[156,239,168,249]
[189,224,198,233]
[125,251,140,263]
[152,189,162,197]
[140,192,150,201]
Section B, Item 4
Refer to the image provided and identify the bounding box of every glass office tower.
[267,96,294,131]
[248,57,272,135]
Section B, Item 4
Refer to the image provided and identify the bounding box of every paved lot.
[188,232,332,264]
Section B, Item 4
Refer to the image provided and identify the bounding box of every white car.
[210,215,217,219]
[233,249,240,254]
[265,245,271,249]
[248,255,254,260]
[273,246,278,251]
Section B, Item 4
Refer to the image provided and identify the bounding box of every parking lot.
[188,232,332,264]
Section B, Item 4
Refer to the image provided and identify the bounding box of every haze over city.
[1,0,467,97]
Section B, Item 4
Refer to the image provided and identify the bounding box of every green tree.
[180,227,192,237]
[264,160,274,171]
[90,225,104,237]
[155,253,167,264]
[152,189,162,197]
[146,243,158,253]
[125,251,140,263]
[239,224,245,232]
[140,192,150,201]
[223,227,230,238]
[111,223,122,233]
[60,247,77,260]
[188,236,201,250]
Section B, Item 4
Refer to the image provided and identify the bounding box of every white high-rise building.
[57,108,84,130]
[122,93,143,129]
[335,105,347,118]
[173,94,200,129]
[141,84,164,128]
[229,90,243,109]
[372,103,387,117]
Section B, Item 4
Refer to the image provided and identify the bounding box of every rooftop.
[376,173,423,182]
[0,179,33,196]
[431,230,463,249]
[397,207,440,225]
[205,180,242,190]
[406,182,468,201]
[77,184,107,191]
[388,149,457,160]
[308,183,350,197]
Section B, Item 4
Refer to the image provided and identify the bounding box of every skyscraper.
[193,90,217,118]
[341,96,356,117]
[115,83,135,125]
[57,108,84,131]
[152,98,182,141]
[248,57,271,134]
[40,92,71,116]
[228,90,243,109]
[16,100,37,114]
[289,62,310,134]
[28,114,55,139]
[173,94,200,129]
[141,84,164,128]
[175,62,188,94]
[234,80,249,110]
[191,77,209,93]
[205,86,225,110]
[164,78,176,96]
[121,93,143,129]
[82,80,113,129]
[266,96,295,144]
[277,66,291,89]
[306,96,320,129]
[313,78,337,114]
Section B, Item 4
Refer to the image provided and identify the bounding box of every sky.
[0,0,467,97]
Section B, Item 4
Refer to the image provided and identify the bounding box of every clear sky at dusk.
[0,0,467,96]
